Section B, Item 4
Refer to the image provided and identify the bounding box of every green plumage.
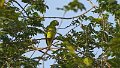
[0,0,4,8]
[45,20,59,46]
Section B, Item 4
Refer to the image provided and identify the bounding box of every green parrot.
[45,20,59,46]
[0,0,4,8]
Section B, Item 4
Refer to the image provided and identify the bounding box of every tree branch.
[13,0,29,17]
[27,6,95,20]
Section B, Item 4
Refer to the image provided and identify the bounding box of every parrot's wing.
[45,20,59,46]
[46,26,56,46]
[0,0,4,8]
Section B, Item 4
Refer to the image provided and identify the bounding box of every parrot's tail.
[46,38,53,47]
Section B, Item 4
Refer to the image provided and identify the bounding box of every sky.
[13,0,119,68]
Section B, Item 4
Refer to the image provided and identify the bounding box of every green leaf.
[63,0,86,12]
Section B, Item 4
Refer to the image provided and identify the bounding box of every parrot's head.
[50,20,59,26]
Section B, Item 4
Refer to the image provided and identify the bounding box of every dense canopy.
[0,0,120,68]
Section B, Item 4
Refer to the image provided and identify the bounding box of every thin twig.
[11,1,26,17]
[13,0,29,17]
[34,47,62,50]
[36,38,46,40]
[30,43,39,58]
[33,47,47,51]
[30,46,51,58]
[58,11,67,28]
[23,4,29,10]
[58,23,72,29]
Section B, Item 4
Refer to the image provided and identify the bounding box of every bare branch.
[58,24,72,29]
[34,47,62,51]
[30,44,39,58]
[13,0,29,17]
[35,38,46,40]
[27,6,95,20]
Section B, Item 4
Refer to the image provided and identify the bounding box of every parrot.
[0,0,4,8]
[45,20,59,46]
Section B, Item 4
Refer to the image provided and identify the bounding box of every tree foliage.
[0,0,120,68]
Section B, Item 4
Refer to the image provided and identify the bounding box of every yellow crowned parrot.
[45,20,59,46]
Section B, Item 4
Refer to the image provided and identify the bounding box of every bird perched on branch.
[45,20,59,46]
